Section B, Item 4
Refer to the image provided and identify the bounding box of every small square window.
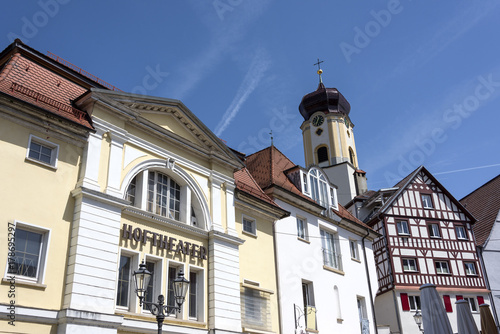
[455,226,468,240]
[464,262,477,275]
[409,295,421,311]
[428,223,441,238]
[26,135,59,167]
[402,258,418,272]
[350,239,359,260]
[243,217,256,235]
[7,222,50,284]
[435,261,450,274]
[396,220,410,235]
[297,217,308,241]
[421,194,434,209]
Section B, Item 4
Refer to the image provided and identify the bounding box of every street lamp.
[413,310,424,333]
[133,261,190,334]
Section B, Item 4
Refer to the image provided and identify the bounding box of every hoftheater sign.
[121,224,207,260]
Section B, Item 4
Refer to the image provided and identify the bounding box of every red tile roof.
[234,167,284,210]
[245,146,312,201]
[0,52,92,129]
[460,174,500,246]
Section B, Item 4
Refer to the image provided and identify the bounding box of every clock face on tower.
[312,115,324,127]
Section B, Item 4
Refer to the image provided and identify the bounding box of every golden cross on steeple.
[313,58,324,84]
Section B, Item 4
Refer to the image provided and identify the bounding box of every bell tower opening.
[317,146,328,165]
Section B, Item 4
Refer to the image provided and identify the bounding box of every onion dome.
[299,82,351,121]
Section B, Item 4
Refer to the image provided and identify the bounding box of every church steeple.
[299,65,367,205]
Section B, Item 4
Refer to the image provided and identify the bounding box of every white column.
[79,128,105,191]
[208,232,243,333]
[105,131,128,198]
[210,177,224,232]
[225,182,238,237]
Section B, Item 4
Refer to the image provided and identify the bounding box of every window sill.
[436,273,452,275]
[429,236,441,239]
[25,157,57,170]
[306,329,319,333]
[2,277,47,290]
[242,230,257,238]
[116,310,207,328]
[298,237,310,244]
[423,207,434,210]
[403,270,419,273]
[323,265,345,276]
[457,238,469,241]
[241,326,275,334]
[398,234,411,237]
[351,258,361,263]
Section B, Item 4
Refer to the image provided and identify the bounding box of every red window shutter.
[477,296,485,305]
[456,295,463,300]
[443,295,452,312]
[401,293,410,311]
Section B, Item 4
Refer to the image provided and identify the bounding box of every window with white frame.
[142,260,161,311]
[402,258,418,272]
[241,286,271,331]
[188,270,204,321]
[464,297,478,312]
[350,239,359,260]
[428,223,441,238]
[320,229,342,270]
[8,223,50,284]
[243,216,256,235]
[409,295,421,311]
[435,261,450,274]
[297,217,308,240]
[464,262,477,275]
[421,194,434,209]
[125,170,204,228]
[396,220,410,235]
[117,254,132,308]
[26,135,59,167]
[455,225,468,240]
[302,281,317,330]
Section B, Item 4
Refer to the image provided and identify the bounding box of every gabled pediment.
[75,89,244,169]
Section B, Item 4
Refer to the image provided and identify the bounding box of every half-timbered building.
[347,166,490,334]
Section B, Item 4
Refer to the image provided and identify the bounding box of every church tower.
[299,66,367,205]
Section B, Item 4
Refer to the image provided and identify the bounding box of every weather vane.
[270,130,274,146]
[313,58,324,84]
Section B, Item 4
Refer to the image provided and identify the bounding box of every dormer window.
[303,168,338,209]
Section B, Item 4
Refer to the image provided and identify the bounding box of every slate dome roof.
[298,82,351,121]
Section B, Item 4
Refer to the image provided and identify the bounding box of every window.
[302,172,309,194]
[317,146,328,164]
[243,216,256,235]
[349,148,355,166]
[421,194,434,208]
[321,229,342,270]
[428,223,441,238]
[8,223,50,284]
[167,266,178,310]
[126,176,136,205]
[302,282,317,330]
[297,217,308,240]
[396,220,410,235]
[402,258,418,272]
[455,225,468,240]
[148,172,180,219]
[435,261,450,274]
[350,239,359,260]
[464,297,478,312]
[189,271,198,319]
[241,286,271,331]
[409,295,421,311]
[26,135,59,167]
[309,169,331,207]
[464,262,477,275]
[117,255,132,307]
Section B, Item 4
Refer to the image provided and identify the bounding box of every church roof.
[460,174,500,247]
[298,82,351,121]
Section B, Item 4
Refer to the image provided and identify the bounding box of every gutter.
[362,227,378,334]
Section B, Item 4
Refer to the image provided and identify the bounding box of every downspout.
[362,228,378,334]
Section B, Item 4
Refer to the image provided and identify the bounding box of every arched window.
[349,147,356,166]
[125,169,203,228]
[309,169,330,208]
[317,146,328,164]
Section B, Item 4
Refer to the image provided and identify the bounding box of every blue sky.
[2,1,500,199]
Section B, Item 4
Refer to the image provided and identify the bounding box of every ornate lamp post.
[413,310,424,333]
[133,261,190,334]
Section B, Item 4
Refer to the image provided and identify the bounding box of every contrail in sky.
[214,49,270,137]
[433,163,500,176]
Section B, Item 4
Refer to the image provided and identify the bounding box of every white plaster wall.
[482,210,500,326]
[274,200,377,334]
